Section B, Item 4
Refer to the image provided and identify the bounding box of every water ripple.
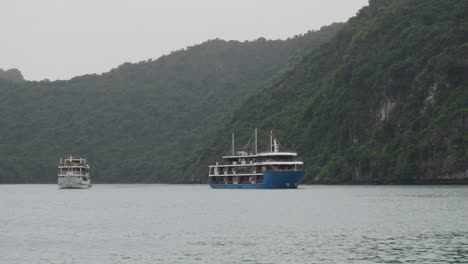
[1,184,468,263]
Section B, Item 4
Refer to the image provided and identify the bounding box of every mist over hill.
[1,0,466,184]
[0,68,24,84]
[0,24,343,183]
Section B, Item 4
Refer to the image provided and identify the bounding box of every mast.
[254,128,258,154]
[270,130,273,152]
[232,132,235,156]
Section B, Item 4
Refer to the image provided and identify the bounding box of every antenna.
[274,138,279,152]
[270,130,274,152]
[255,128,258,154]
[232,132,235,156]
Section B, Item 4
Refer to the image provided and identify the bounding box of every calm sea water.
[1,184,468,263]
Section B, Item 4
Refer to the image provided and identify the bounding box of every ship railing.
[214,159,301,166]
[209,172,262,177]
[264,168,302,172]
[58,164,88,167]
[58,175,89,177]
[58,172,90,176]
[258,160,303,164]
[210,166,302,175]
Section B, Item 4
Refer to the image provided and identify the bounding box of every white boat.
[58,155,91,189]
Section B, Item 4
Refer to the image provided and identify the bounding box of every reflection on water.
[1,184,467,263]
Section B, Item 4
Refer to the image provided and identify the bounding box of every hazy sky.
[2,0,368,81]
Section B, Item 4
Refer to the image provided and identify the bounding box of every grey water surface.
[1,184,467,263]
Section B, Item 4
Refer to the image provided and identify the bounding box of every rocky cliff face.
[186,0,468,184]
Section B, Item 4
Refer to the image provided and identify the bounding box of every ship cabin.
[58,156,90,178]
[208,151,303,185]
[208,129,304,187]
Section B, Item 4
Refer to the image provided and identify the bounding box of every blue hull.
[210,171,304,189]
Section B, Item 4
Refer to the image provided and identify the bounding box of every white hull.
[58,176,91,189]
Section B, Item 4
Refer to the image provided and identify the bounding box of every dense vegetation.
[186,0,468,183]
[0,24,342,183]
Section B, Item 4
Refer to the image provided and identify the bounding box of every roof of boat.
[222,152,297,159]
[62,156,86,161]
[58,165,90,168]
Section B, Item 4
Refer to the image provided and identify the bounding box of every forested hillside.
[0,24,342,183]
[186,0,468,183]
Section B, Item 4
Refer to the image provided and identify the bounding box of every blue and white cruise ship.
[208,129,304,189]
